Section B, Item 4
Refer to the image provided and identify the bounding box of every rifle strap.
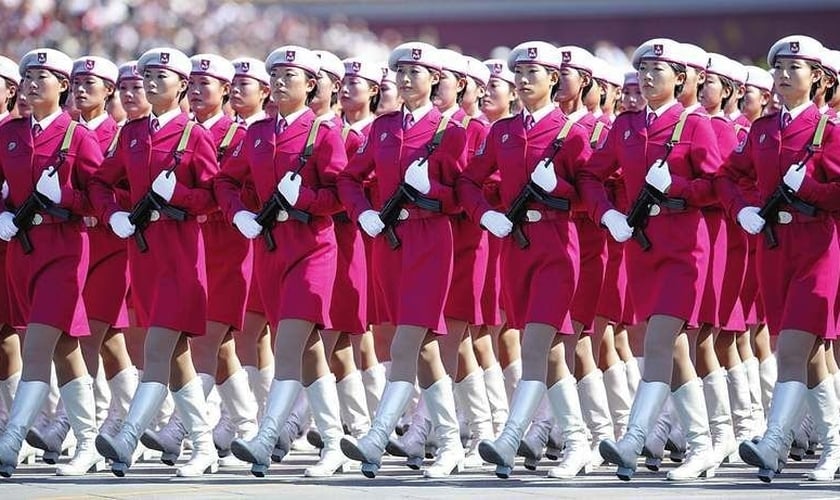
[590,121,606,149]
[427,114,451,156]
[217,122,239,158]
[341,123,351,141]
[176,122,194,154]
[300,116,325,163]
[667,109,691,146]
[61,121,77,153]
[460,115,472,128]
[812,113,830,149]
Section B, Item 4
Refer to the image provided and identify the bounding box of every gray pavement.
[2,450,838,499]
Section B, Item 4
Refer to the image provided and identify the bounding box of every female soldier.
[621,71,647,113]
[0,49,101,477]
[457,41,593,480]
[337,41,467,479]
[215,46,349,478]
[717,35,840,483]
[579,38,721,481]
[89,47,220,478]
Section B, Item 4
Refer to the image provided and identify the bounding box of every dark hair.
[668,62,687,99]
[328,74,340,107]
[368,81,382,113]
[578,69,595,100]
[305,70,319,105]
[1,77,15,112]
[719,74,737,108]
[52,71,71,107]
[823,66,838,103]
[809,63,822,101]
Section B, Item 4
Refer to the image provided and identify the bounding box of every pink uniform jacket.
[201,116,251,332]
[82,116,130,328]
[579,103,721,326]
[338,107,467,334]
[215,109,346,330]
[717,104,840,338]
[0,113,13,328]
[89,112,218,337]
[0,112,101,336]
[457,109,592,334]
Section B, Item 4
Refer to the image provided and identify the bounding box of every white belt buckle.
[777,211,793,225]
[525,209,542,222]
[276,210,290,222]
[397,208,410,221]
[149,210,161,222]
[648,204,662,216]
[31,213,43,226]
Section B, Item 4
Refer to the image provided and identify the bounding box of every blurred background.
[2,0,838,69]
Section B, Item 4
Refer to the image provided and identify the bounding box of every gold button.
[83,216,98,228]
[648,204,661,216]
[276,210,290,222]
[777,211,793,225]
[397,208,409,221]
[196,214,208,223]
[149,210,161,222]
[31,213,43,226]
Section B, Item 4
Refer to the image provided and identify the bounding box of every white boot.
[547,377,592,478]
[215,369,259,456]
[502,360,522,402]
[387,395,430,469]
[739,380,807,482]
[483,364,509,437]
[231,379,301,477]
[56,376,106,476]
[174,377,219,477]
[577,370,615,467]
[0,373,20,429]
[603,362,632,439]
[667,379,718,480]
[834,372,840,401]
[100,367,139,438]
[758,355,777,414]
[340,380,414,478]
[305,374,350,477]
[0,380,49,477]
[336,371,371,438]
[140,407,186,466]
[27,400,70,465]
[727,364,756,444]
[361,363,387,419]
[423,377,465,478]
[641,398,673,471]
[625,357,643,397]
[478,379,545,478]
[244,365,273,420]
[454,370,494,468]
[270,390,309,463]
[703,369,737,465]
[743,358,766,436]
[93,358,111,429]
[599,380,669,481]
[516,395,552,470]
[95,381,168,476]
[805,378,840,481]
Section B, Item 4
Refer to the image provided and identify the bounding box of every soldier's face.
[396,63,438,103]
[699,73,727,114]
[143,68,186,109]
[621,83,646,112]
[119,78,151,119]
[638,60,684,106]
[376,80,401,115]
[72,74,113,113]
[432,69,464,111]
[773,58,821,105]
[21,69,67,110]
[340,75,377,113]
[231,75,268,115]
[481,77,515,118]
[188,74,229,117]
[742,85,769,119]
[514,63,557,109]
[269,65,316,110]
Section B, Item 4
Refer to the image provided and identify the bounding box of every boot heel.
[111,461,128,477]
[42,450,59,464]
[523,457,538,470]
[758,467,775,483]
[360,462,379,478]
[616,466,634,481]
[700,466,716,479]
[0,464,15,478]
[494,464,512,478]
[406,456,423,470]
[205,461,219,474]
[644,457,661,471]
[725,451,741,464]
[161,451,178,466]
[251,463,268,477]
[271,445,287,463]
[22,453,36,465]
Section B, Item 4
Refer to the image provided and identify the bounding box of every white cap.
[590,57,623,87]
[745,65,774,92]
[313,50,345,81]
[388,42,441,72]
[464,56,490,88]
[72,56,118,85]
[117,61,142,83]
[265,46,321,76]
[705,53,748,84]
[623,70,640,87]
[342,57,382,85]
[484,58,515,85]
[631,38,684,69]
[558,45,596,74]
[438,48,468,76]
[767,35,823,66]
[379,62,396,84]
[821,49,840,76]
[137,47,191,79]
[232,57,270,86]
[20,48,74,79]
[0,56,20,85]
[190,53,235,83]
[507,41,561,72]
[681,43,709,71]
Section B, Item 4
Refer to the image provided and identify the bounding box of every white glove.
[736,206,765,235]
[480,210,513,238]
[278,171,302,206]
[0,212,17,241]
[151,170,176,202]
[233,210,263,239]
[530,158,557,192]
[35,167,61,204]
[109,211,135,239]
[600,209,633,243]
[782,163,806,192]
[358,209,385,237]
[404,158,431,195]
[645,159,672,193]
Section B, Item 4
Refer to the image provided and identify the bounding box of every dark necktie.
[524,114,535,131]
[403,113,414,131]
[32,124,43,138]
[276,117,288,135]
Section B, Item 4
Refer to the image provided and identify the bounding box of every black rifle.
[505,182,570,249]
[127,191,186,253]
[13,191,71,255]
[757,150,817,249]
[378,183,441,249]
[625,184,686,251]
[253,188,310,252]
